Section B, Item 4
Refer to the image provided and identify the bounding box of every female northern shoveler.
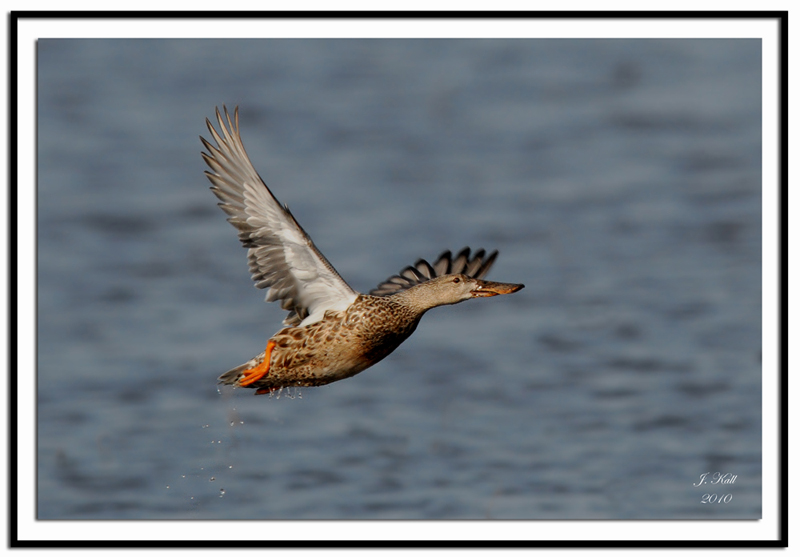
[201,106,524,395]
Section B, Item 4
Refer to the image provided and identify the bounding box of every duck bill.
[471,280,525,297]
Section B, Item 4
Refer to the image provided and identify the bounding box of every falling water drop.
[219,489,226,497]
[210,476,216,482]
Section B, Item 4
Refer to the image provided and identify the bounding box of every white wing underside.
[202,106,358,327]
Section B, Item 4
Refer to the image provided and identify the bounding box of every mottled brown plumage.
[202,106,524,394]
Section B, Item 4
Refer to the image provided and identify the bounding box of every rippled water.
[37,39,761,519]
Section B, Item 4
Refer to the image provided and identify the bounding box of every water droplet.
[202,424,210,429]
[228,465,233,469]
[219,489,226,497]
[210,476,216,482]
[230,421,235,427]
[166,485,170,489]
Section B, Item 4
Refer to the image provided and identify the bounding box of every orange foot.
[239,340,276,387]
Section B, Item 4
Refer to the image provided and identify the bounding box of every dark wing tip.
[370,247,501,296]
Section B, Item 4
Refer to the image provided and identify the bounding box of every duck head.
[397,274,524,313]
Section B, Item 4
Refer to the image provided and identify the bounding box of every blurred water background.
[36,39,761,519]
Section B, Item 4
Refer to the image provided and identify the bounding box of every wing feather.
[202,106,358,326]
[369,247,499,297]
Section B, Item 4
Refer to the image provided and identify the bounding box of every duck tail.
[217,354,263,385]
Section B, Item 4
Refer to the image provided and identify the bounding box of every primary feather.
[201,106,357,326]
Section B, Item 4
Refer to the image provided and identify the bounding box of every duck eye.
[453,277,460,283]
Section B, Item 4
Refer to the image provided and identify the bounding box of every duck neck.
[393,284,446,316]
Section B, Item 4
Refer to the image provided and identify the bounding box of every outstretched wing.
[201,106,358,326]
[370,247,498,297]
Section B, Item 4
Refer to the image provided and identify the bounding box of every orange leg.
[239,340,276,387]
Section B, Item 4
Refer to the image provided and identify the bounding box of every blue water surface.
[36,38,761,519]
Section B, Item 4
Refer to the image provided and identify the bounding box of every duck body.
[202,106,524,395]
[219,294,422,392]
